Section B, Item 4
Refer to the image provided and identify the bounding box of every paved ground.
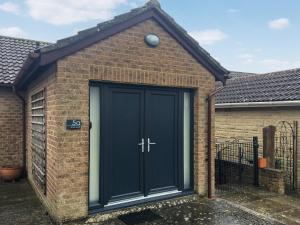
[0,180,52,225]
[76,199,282,225]
[218,186,300,225]
[0,180,298,225]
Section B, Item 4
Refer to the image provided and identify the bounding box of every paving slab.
[0,180,287,225]
[0,180,52,225]
[219,185,300,225]
[73,198,281,225]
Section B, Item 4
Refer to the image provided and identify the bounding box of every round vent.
[144,33,160,47]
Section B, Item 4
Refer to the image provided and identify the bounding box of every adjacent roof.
[0,36,49,85]
[15,0,228,88]
[216,68,300,105]
[228,71,256,79]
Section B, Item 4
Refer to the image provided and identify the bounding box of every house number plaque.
[66,119,81,130]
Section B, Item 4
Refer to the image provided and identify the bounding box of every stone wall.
[25,19,217,222]
[215,107,300,192]
[259,168,285,194]
[0,87,23,167]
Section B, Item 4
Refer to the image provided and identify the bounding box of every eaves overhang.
[216,101,300,109]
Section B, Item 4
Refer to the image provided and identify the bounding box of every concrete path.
[0,180,295,225]
[0,180,52,225]
[219,186,300,225]
[75,198,281,225]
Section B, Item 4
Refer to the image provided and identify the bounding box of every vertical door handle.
[147,138,156,152]
[138,138,145,153]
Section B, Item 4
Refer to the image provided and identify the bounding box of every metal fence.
[275,121,298,193]
[215,137,259,193]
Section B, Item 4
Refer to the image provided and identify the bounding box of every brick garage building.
[7,1,227,222]
[215,69,300,192]
[0,36,48,168]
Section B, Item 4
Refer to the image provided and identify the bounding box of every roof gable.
[15,0,228,88]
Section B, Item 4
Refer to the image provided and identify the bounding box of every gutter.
[216,100,300,109]
[207,85,226,199]
[12,86,27,177]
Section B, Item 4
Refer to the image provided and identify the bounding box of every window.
[31,89,46,193]
[89,86,100,206]
[183,92,191,189]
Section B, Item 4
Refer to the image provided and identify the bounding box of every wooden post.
[263,125,276,168]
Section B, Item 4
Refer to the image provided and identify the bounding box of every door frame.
[88,81,195,211]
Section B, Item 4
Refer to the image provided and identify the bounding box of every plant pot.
[0,166,23,181]
[258,158,267,168]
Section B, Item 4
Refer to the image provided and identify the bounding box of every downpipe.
[13,86,27,178]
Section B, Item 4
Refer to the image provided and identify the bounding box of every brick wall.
[216,107,300,193]
[260,168,285,194]
[0,87,23,167]
[26,19,216,222]
[25,65,60,221]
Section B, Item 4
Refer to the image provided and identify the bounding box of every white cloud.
[259,59,300,71]
[260,59,290,67]
[25,0,128,25]
[227,9,238,13]
[238,54,254,64]
[0,26,25,38]
[254,48,262,53]
[189,29,228,45]
[0,2,20,14]
[268,18,290,30]
[238,54,253,59]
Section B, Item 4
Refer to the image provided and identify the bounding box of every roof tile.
[216,69,300,103]
[0,36,50,84]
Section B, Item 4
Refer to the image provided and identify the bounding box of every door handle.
[138,138,145,153]
[147,138,156,152]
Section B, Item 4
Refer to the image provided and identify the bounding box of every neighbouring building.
[215,68,300,191]
[0,0,228,222]
[0,36,49,168]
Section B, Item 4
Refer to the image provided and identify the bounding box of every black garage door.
[89,83,193,209]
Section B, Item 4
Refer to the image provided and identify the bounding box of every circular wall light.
[144,33,160,47]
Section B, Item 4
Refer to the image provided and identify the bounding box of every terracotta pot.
[0,166,23,181]
[258,158,267,169]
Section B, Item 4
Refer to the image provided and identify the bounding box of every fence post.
[253,136,259,187]
[238,146,242,183]
[217,150,222,185]
[263,125,276,168]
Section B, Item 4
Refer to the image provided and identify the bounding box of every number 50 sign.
[66,120,81,130]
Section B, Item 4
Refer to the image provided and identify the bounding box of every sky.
[0,0,300,73]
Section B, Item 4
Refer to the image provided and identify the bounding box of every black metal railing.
[215,137,259,193]
[275,121,297,193]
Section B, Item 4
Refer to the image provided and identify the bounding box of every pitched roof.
[0,36,49,85]
[15,0,228,88]
[216,68,300,104]
[228,71,256,79]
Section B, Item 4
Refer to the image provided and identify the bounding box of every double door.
[101,84,181,205]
